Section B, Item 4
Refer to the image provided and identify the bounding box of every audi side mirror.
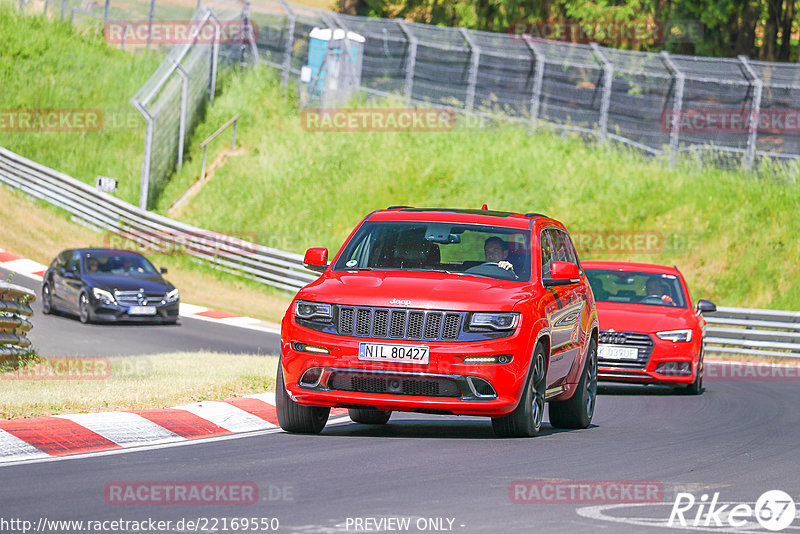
[696,299,716,314]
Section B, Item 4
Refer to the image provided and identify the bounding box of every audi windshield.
[585,269,688,308]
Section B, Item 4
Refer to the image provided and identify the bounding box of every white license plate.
[358,342,429,365]
[128,306,157,316]
[598,344,639,360]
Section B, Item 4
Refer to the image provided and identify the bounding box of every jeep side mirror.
[696,299,716,314]
[303,247,328,273]
[543,261,580,287]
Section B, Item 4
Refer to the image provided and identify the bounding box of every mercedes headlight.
[92,288,116,305]
[166,288,180,302]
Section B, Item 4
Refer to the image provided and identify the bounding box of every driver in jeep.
[484,236,514,272]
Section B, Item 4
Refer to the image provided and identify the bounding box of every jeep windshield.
[333,221,532,282]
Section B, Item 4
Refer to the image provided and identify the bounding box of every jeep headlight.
[656,329,692,343]
[295,300,333,322]
[166,288,180,302]
[470,312,519,330]
[92,288,116,305]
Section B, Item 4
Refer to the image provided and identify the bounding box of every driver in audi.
[645,277,674,304]
[484,236,514,271]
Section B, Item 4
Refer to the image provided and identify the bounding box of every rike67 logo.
[669,490,797,531]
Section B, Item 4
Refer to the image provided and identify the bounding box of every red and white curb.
[0,247,280,334]
[0,394,349,464]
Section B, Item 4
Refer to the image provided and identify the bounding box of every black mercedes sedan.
[41,248,179,324]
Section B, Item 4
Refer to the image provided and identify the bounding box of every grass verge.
[0,352,278,420]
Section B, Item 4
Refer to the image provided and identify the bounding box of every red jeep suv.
[278,207,599,437]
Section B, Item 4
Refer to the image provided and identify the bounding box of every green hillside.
[158,65,800,310]
[2,8,799,312]
[0,6,160,204]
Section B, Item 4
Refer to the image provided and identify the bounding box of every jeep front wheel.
[492,346,546,438]
[276,361,330,434]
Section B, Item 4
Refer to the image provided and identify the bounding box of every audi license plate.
[358,342,429,365]
[128,306,157,316]
[598,345,639,360]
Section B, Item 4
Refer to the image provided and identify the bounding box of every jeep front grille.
[336,306,464,342]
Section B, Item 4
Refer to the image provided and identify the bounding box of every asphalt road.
[2,378,799,533]
[0,267,281,357]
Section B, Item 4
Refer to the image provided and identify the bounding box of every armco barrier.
[704,306,800,359]
[0,282,35,358]
[0,146,316,292]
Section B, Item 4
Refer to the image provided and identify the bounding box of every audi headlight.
[295,300,333,322]
[470,312,519,330]
[166,288,180,302]
[656,329,692,343]
[92,288,116,305]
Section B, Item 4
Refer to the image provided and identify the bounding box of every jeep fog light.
[655,362,692,375]
[292,342,330,354]
[463,355,513,364]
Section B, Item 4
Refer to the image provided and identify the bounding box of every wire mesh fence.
[9,0,252,210]
[250,0,800,173]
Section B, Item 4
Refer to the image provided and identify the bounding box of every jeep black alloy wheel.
[550,338,597,429]
[348,408,392,425]
[276,360,330,434]
[79,292,91,324]
[492,345,547,438]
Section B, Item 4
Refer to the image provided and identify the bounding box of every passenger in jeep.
[484,236,514,272]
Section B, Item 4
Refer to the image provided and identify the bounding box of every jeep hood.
[299,271,528,311]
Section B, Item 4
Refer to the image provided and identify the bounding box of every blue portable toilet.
[303,27,365,105]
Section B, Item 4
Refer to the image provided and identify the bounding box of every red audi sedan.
[582,261,715,394]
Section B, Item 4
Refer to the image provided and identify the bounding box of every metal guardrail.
[0,282,35,358]
[0,146,316,292]
[705,306,800,359]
